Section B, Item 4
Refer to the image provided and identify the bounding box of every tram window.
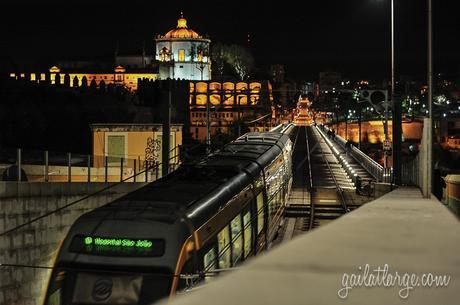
[256,193,264,234]
[204,247,217,271]
[48,289,61,305]
[217,226,231,269]
[243,211,252,258]
[203,248,217,282]
[46,271,65,305]
[230,215,243,264]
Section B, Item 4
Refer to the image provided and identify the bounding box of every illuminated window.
[250,95,260,105]
[178,49,185,62]
[196,82,207,93]
[217,226,231,269]
[40,74,45,81]
[243,211,252,258]
[249,82,261,93]
[222,95,234,107]
[236,82,248,92]
[210,95,220,106]
[237,95,248,105]
[203,247,217,274]
[196,94,207,106]
[231,215,243,264]
[223,82,235,92]
[256,193,264,234]
[9,73,15,78]
[209,82,221,92]
[30,74,36,81]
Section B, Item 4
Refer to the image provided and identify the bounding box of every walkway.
[162,187,460,305]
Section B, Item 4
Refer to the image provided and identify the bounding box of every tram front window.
[45,267,172,305]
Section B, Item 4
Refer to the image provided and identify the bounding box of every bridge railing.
[322,125,392,183]
[401,154,420,187]
[0,147,181,183]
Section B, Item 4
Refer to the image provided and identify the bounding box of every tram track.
[283,125,357,240]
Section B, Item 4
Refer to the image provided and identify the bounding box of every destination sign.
[69,235,165,257]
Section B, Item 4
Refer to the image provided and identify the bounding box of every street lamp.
[375,0,432,194]
[424,0,433,198]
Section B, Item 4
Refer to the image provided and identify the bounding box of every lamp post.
[388,0,403,186]
[424,0,433,198]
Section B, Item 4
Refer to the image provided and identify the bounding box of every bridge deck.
[162,188,460,305]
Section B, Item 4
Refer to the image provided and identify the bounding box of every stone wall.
[0,182,146,305]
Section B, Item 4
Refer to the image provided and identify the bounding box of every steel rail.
[313,127,349,215]
[305,126,315,230]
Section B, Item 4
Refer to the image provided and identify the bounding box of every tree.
[64,74,70,87]
[107,83,115,95]
[54,73,61,86]
[211,43,229,77]
[90,79,97,91]
[99,80,106,92]
[81,76,88,90]
[72,76,79,88]
[227,45,254,80]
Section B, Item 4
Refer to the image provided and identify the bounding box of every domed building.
[156,14,211,80]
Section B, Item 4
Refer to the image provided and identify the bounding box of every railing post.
[87,155,91,183]
[44,150,49,182]
[17,148,21,182]
[67,152,72,183]
[120,157,124,182]
[133,159,137,183]
[105,156,108,182]
[155,161,159,180]
[145,161,148,182]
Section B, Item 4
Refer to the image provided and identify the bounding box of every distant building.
[10,65,157,91]
[188,80,274,140]
[91,123,183,177]
[10,14,211,90]
[155,14,211,81]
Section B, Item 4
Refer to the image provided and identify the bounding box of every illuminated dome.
[155,13,211,80]
[164,15,200,39]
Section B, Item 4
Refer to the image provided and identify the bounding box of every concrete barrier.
[161,187,460,305]
[444,175,460,216]
[0,182,146,305]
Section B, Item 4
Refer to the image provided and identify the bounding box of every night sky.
[1,0,459,81]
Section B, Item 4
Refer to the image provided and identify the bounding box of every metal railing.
[0,147,181,183]
[321,125,392,183]
[401,154,420,187]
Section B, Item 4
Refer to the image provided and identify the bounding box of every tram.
[43,126,295,305]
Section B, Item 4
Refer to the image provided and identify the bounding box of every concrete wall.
[0,182,146,305]
[92,127,183,168]
[444,175,460,216]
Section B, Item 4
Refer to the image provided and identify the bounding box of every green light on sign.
[83,236,153,249]
[70,235,164,257]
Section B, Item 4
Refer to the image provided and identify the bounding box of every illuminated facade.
[189,81,274,140]
[10,15,212,89]
[91,124,183,177]
[156,14,211,81]
[10,65,157,91]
